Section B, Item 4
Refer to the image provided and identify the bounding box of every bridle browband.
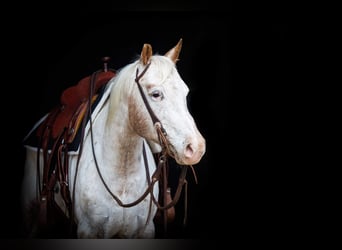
[74,60,196,233]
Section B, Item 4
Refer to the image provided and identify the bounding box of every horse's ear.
[140,43,153,65]
[165,38,183,63]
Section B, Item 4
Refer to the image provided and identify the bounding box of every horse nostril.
[184,143,194,158]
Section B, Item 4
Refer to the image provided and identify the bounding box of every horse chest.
[75,167,157,238]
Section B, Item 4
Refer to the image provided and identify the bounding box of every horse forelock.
[147,55,176,85]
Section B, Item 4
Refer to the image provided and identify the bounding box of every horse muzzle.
[174,136,206,166]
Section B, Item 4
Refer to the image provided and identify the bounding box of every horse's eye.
[150,90,163,101]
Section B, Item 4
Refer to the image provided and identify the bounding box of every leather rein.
[76,61,196,231]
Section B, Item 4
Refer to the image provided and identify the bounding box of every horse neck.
[100,84,144,176]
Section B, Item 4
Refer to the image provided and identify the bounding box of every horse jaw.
[146,140,162,153]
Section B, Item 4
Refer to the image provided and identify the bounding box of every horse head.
[128,39,206,166]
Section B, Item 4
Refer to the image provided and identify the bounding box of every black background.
[1,0,295,246]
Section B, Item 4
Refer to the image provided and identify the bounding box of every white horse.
[21,39,206,238]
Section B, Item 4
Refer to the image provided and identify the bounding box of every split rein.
[76,62,197,229]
